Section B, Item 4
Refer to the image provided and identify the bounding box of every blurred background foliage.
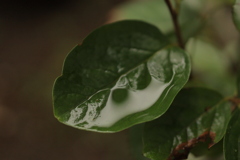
[0,0,239,159]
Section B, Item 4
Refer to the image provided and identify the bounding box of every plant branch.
[227,97,240,112]
[164,0,185,49]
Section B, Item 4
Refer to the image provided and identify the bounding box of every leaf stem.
[164,0,185,49]
[227,97,240,112]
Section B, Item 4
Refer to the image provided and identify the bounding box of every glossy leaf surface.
[233,0,240,31]
[224,108,240,160]
[53,20,190,132]
[143,88,231,160]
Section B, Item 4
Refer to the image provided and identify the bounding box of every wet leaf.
[224,108,240,160]
[233,0,240,31]
[53,20,190,132]
[143,88,231,160]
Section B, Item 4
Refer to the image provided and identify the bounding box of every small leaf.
[143,88,231,160]
[53,20,190,132]
[233,0,240,31]
[224,108,240,160]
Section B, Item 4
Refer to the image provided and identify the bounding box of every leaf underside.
[53,20,190,132]
[143,87,231,160]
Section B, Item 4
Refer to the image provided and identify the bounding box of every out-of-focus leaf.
[186,39,235,96]
[237,73,240,98]
[143,88,231,160]
[53,20,190,133]
[233,0,240,31]
[224,108,240,160]
[113,0,203,43]
[129,124,150,160]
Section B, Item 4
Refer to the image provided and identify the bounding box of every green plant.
[52,0,240,159]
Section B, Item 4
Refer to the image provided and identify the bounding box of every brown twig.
[164,0,185,49]
[228,97,240,112]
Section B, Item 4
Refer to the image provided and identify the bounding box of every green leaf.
[53,20,190,133]
[129,124,150,160]
[143,88,231,160]
[186,39,235,96]
[233,0,240,31]
[237,73,240,98]
[190,139,224,158]
[113,0,203,43]
[224,108,240,160]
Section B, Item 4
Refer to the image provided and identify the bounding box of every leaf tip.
[208,131,216,148]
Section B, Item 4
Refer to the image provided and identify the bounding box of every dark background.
[0,0,137,160]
